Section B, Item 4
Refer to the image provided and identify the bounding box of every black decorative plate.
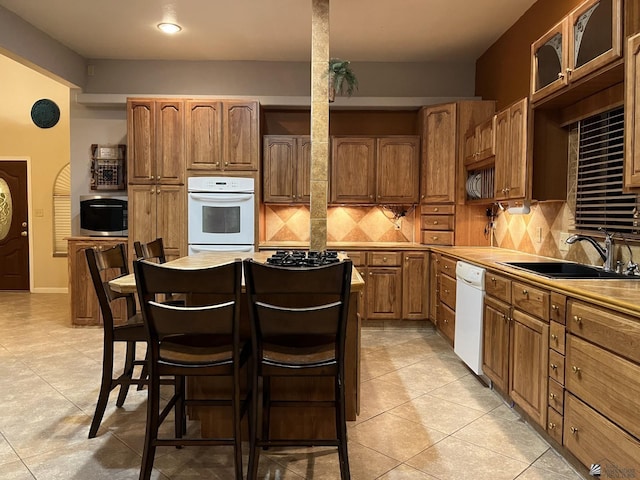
[31,99,60,128]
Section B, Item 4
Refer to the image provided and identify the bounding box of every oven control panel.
[188,176,254,193]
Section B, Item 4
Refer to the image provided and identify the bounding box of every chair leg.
[116,341,136,407]
[261,376,270,450]
[232,371,243,480]
[137,349,149,391]
[174,376,185,441]
[247,371,261,480]
[88,340,115,438]
[139,372,160,480]
[335,375,350,480]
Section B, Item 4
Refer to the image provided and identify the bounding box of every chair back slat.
[148,301,235,338]
[255,301,341,338]
[134,238,167,263]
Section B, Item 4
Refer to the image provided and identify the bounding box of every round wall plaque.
[31,99,60,129]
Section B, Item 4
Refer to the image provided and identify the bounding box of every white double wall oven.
[187,177,255,254]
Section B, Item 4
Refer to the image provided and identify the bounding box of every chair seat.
[262,343,336,368]
[112,313,146,342]
[159,335,236,366]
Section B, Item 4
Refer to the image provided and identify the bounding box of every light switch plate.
[559,232,570,253]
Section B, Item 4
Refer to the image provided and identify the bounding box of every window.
[573,106,640,235]
[53,164,71,256]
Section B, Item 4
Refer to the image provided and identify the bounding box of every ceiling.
[0,0,537,63]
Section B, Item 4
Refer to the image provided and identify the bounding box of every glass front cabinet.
[531,0,622,103]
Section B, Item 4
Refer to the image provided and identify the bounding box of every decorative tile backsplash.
[264,205,416,243]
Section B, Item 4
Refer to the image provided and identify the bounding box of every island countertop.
[110,250,365,294]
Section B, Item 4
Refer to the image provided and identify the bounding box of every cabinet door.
[223,101,259,171]
[483,296,510,392]
[263,136,295,203]
[420,104,456,203]
[127,99,155,184]
[493,109,510,201]
[296,136,312,203]
[155,185,186,261]
[185,100,222,170]
[475,118,495,162]
[509,309,549,427]
[506,98,529,199]
[568,0,622,83]
[366,267,402,320]
[156,100,184,184]
[402,252,428,320]
[69,240,101,326]
[429,253,439,323]
[331,137,375,203]
[376,136,420,203]
[531,19,569,103]
[128,185,156,252]
[625,33,640,189]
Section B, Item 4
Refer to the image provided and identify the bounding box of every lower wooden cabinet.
[402,252,429,320]
[366,266,402,320]
[482,295,510,392]
[68,237,129,326]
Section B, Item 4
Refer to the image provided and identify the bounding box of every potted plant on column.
[329,58,358,102]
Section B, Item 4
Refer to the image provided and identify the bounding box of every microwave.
[80,195,128,236]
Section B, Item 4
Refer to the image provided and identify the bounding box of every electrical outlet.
[559,232,570,253]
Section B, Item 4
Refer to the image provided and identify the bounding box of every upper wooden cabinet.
[185,100,259,172]
[494,98,529,201]
[531,0,623,103]
[330,136,419,204]
[420,104,457,204]
[263,135,311,203]
[464,117,495,167]
[625,32,640,190]
[127,99,185,185]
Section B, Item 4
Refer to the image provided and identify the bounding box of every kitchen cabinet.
[531,0,623,104]
[402,252,429,320]
[365,252,402,320]
[263,135,311,203]
[483,295,511,392]
[127,184,186,262]
[494,98,529,201]
[420,104,457,204]
[185,100,259,172]
[625,32,640,189]
[420,204,456,246]
[68,237,129,326]
[463,117,495,166]
[434,254,456,345]
[429,252,439,323]
[127,99,184,185]
[330,136,419,204]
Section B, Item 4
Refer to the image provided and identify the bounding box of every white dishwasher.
[454,261,486,375]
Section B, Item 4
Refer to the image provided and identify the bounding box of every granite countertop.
[259,241,429,251]
[430,246,640,317]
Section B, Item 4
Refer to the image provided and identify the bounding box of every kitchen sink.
[501,261,640,279]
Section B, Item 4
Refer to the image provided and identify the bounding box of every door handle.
[21,231,28,237]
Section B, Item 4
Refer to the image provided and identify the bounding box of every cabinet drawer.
[485,272,511,303]
[439,256,457,277]
[438,302,455,344]
[420,204,455,215]
[550,292,566,325]
[566,335,640,440]
[549,321,566,355]
[345,251,365,267]
[440,273,456,310]
[547,406,563,445]
[421,215,454,230]
[548,378,564,413]
[567,300,640,365]
[549,349,565,385]
[421,230,454,245]
[367,252,402,267]
[511,281,549,321]
[564,394,640,475]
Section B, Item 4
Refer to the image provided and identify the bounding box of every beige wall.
[0,54,70,292]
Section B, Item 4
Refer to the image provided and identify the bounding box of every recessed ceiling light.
[158,23,182,34]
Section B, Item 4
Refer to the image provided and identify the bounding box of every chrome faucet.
[566,229,615,272]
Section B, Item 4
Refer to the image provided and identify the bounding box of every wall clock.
[31,98,60,129]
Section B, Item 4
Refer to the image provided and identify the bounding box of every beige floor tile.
[407,436,529,480]
[515,465,584,480]
[453,414,550,464]
[530,449,586,479]
[388,394,485,434]
[0,434,21,466]
[428,375,503,413]
[377,463,440,479]
[487,402,522,421]
[356,377,425,424]
[350,412,446,462]
[0,460,36,480]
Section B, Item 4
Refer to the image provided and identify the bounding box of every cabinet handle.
[443,265,449,269]
[557,72,565,79]
[432,236,439,241]
[215,162,220,166]
[150,187,155,194]
[522,289,528,295]
[224,162,228,166]
[491,277,496,283]
[433,220,438,225]
[383,257,387,262]
[443,318,448,323]
[406,257,409,261]
[150,175,155,180]
[573,315,582,323]
[550,363,557,370]
[572,366,581,374]
[549,393,556,400]
[566,67,573,75]
[433,207,439,212]
[369,272,372,276]
[551,304,559,311]
[551,334,558,341]
[548,422,556,429]
[444,289,449,294]
[570,426,578,434]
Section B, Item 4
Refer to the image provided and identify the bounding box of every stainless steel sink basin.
[501,261,640,279]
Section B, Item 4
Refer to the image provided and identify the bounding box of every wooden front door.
[0,161,29,290]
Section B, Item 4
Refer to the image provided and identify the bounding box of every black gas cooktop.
[266,250,340,267]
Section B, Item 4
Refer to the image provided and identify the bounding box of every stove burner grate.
[266,250,340,268]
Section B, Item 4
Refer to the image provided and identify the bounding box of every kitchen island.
[110,250,365,439]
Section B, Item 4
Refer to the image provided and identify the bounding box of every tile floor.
[0,292,586,479]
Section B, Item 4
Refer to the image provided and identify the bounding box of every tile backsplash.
[263,205,416,243]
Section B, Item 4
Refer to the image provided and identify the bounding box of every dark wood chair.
[85,243,148,439]
[134,258,251,480]
[243,258,353,480]
[133,238,167,263]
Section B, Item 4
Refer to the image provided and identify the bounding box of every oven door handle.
[188,193,254,202]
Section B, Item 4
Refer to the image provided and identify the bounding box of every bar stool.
[243,258,353,480]
[134,258,251,480]
[133,238,168,263]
